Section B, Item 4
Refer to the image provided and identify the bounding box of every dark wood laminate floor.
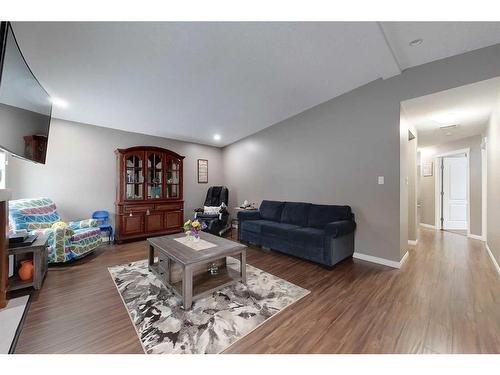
[14,228,500,354]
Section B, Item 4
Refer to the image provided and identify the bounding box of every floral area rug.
[108,258,309,354]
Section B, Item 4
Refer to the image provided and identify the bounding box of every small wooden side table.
[8,235,49,291]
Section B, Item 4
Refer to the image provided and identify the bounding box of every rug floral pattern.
[108,258,309,354]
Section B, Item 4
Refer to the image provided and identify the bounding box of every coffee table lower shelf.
[149,259,244,309]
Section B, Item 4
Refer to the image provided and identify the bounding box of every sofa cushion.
[259,200,284,222]
[289,227,325,248]
[240,220,276,234]
[307,204,352,228]
[261,221,300,237]
[280,202,311,226]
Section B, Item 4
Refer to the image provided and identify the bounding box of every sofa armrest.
[237,210,261,221]
[31,226,75,239]
[68,219,98,230]
[324,220,356,238]
[193,208,204,213]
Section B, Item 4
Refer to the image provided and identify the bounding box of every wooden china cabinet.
[24,135,48,164]
[115,146,185,243]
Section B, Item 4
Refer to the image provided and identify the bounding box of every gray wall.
[486,95,500,265]
[7,118,224,224]
[418,135,483,236]
[223,44,500,263]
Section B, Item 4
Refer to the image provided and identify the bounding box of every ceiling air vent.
[439,124,458,136]
[439,124,458,130]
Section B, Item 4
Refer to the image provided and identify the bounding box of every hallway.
[401,227,499,353]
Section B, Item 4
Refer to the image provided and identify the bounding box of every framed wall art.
[422,161,433,177]
[197,159,208,183]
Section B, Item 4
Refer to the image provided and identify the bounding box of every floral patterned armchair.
[9,198,102,263]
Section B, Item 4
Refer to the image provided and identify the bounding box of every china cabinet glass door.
[166,157,181,199]
[147,153,163,199]
[125,153,144,200]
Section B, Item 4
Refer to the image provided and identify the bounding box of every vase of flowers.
[183,219,207,241]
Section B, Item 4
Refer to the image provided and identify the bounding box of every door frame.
[481,138,487,241]
[434,148,470,234]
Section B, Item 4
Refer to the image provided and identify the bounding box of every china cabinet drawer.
[155,202,183,211]
[124,205,154,213]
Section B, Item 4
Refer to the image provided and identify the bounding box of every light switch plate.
[378,176,384,185]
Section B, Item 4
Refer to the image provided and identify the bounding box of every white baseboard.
[485,243,500,276]
[408,239,418,246]
[419,223,436,230]
[353,252,401,269]
[467,234,484,241]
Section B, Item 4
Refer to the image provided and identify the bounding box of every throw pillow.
[204,206,221,215]
[51,221,68,229]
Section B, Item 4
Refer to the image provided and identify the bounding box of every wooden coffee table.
[147,231,247,309]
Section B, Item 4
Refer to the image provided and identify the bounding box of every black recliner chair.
[194,186,231,236]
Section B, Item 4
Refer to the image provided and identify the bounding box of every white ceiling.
[10,22,500,147]
[402,77,500,147]
[381,22,500,70]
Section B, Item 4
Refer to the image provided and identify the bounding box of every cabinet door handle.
[129,212,133,217]
[146,209,150,216]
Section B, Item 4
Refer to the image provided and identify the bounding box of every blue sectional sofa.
[238,200,356,267]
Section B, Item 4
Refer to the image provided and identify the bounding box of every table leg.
[42,245,48,282]
[33,249,42,289]
[240,251,247,284]
[148,244,154,267]
[165,257,171,284]
[182,265,193,309]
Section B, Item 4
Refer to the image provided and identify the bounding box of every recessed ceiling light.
[50,97,68,108]
[409,38,423,47]
[213,134,221,141]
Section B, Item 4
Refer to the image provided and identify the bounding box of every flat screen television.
[0,21,52,164]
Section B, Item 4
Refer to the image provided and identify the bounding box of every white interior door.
[442,155,468,230]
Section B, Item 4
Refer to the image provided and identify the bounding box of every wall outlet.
[378,176,384,185]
